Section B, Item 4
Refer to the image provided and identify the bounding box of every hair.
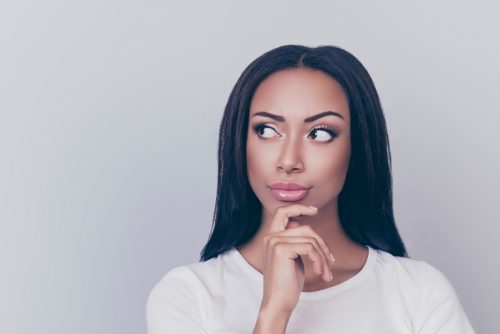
[199,44,408,262]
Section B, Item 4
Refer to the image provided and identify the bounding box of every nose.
[277,134,304,174]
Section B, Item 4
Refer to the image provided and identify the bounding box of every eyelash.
[252,124,338,142]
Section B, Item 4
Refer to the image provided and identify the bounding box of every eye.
[252,124,338,142]
[308,125,338,142]
[253,124,280,139]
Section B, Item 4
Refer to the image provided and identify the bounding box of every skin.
[237,67,369,294]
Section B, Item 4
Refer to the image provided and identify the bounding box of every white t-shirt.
[146,245,476,333]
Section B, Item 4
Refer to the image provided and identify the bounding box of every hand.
[259,204,336,316]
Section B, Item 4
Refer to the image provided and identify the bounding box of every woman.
[146,44,476,333]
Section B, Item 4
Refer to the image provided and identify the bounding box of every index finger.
[268,203,318,234]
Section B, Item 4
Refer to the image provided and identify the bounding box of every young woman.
[146,44,476,333]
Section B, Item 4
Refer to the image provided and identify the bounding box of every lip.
[270,188,310,202]
[269,182,312,202]
[269,182,310,190]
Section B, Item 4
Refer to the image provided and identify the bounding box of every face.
[246,67,351,214]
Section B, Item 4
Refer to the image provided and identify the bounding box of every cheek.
[247,141,272,177]
[246,137,264,184]
[310,143,351,189]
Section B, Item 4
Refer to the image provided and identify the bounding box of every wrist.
[253,306,291,334]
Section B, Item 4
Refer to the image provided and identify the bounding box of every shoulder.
[146,252,228,316]
[375,249,458,294]
[416,262,475,332]
[146,265,200,318]
[373,249,475,333]
[146,259,222,334]
[373,248,428,285]
[148,265,201,302]
[373,249,460,298]
[369,249,438,310]
[147,258,218,308]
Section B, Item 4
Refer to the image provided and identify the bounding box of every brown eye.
[308,126,338,142]
[253,124,279,139]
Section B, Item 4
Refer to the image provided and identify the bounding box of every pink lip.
[269,182,312,202]
[270,188,310,202]
[269,182,310,190]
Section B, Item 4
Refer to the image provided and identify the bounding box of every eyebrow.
[251,110,344,122]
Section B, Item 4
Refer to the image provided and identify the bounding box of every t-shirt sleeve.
[146,266,208,334]
[416,262,476,334]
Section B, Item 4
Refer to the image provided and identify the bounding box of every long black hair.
[199,44,408,261]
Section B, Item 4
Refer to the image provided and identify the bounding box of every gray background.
[1,1,498,333]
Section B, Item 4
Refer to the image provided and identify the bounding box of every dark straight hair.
[199,44,408,262]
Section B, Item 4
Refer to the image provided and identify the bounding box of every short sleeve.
[146,266,208,334]
[416,262,476,334]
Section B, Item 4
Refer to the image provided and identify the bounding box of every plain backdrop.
[1,1,498,333]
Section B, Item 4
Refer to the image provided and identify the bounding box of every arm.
[252,306,291,334]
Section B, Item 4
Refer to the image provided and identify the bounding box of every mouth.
[269,188,310,202]
[269,182,310,190]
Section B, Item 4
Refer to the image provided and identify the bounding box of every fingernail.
[328,252,336,262]
[308,205,318,211]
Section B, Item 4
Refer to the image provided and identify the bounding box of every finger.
[268,204,318,234]
[268,236,329,278]
[280,225,334,263]
[271,225,336,275]
[285,221,301,229]
[275,242,327,278]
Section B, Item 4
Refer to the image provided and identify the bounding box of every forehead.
[249,67,349,120]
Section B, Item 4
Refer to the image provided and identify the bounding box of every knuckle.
[274,242,286,255]
[300,224,313,233]
[305,236,316,243]
[306,237,318,246]
[268,236,280,247]
[276,206,286,215]
[310,238,320,248]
